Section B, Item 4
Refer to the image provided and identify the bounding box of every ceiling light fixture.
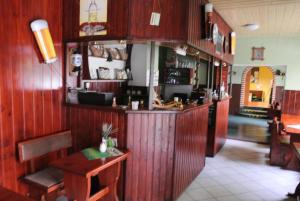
[243,23,260,31]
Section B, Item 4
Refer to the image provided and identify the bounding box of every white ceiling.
[210,0,300,37]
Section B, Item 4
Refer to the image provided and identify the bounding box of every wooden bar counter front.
[68,102,211,201]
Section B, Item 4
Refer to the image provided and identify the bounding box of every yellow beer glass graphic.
[31,19,57,64]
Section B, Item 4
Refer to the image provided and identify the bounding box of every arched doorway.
[240,66,276,108]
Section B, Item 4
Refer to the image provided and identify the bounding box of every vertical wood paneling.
[282,90,300,115]
[0,0,68,195]
[126,113,177,201]
[69,107,126,151]
[128,0,187,41]
[207,98,230,157]
[68,106,127,200]
[63,0,129,41]
[187,0,234,64]
[229,84,242,115]
[173,107,209,199]
[126,107,209,201]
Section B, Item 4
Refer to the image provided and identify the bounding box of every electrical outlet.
[150,12,161,26]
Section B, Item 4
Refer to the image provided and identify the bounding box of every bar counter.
[67,102,212,201]
[206,97,231,157]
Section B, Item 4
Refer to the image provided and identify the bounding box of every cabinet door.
[63,0,129,41]
[128,0,187,41]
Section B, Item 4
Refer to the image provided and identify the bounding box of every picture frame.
[251,47,265,61]
[79,0,108,37]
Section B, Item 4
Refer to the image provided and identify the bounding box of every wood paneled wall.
[69,106,127,200]
[125,106,209,201]
[128,0,187,41]
[187,0,234,64]
[282,90,300,115]
[229,84,242,115]
[173,107,209,199]
[69,106,127,151]
[89,82,123,94]
[63,0,129,41]
[207,98,230,157]
[125,113,176,201]
[0,0,68,194]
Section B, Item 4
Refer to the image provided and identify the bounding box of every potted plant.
[99,123,118,153]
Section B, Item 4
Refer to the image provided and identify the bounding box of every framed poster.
[79,0,108,36]
[215,33,224,55]
[229,32,236,55]
[251,47,265,61]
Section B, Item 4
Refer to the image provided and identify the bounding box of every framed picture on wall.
[252,47,265,61]
[79,0,108,37]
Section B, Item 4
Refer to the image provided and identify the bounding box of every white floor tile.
[205,186,232,197]
[215,195,241,201]
[177,193,193,201]
[187,188,213,200]
[179,139,299,201]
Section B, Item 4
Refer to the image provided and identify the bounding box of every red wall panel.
[0,0,68,195]
[282,90,300,115]
[187,0,234,64]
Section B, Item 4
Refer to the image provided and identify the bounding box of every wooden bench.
[0,186,34,201]
[269,119,292,167]
[267,109,281,132]
[18,131,72,201]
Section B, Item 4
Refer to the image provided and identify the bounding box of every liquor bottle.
[88,0,98,23]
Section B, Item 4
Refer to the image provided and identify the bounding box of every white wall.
[233,36,300,90]
[231,65,286,87]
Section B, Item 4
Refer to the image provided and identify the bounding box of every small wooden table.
[0,186,34,201]
[281,114,300,142]
[288,143,300,198]
[51,150,129,201]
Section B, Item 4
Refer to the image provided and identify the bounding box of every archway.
[240,66,276,108]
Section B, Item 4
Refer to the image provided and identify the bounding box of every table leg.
[97,162,121,201]
[63,171,91,201]
[291,134,300,143]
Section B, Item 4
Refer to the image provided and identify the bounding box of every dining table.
[281,114,300,142]
[287,142,300,199]
[0,186,34,201]
[51,148,129,201]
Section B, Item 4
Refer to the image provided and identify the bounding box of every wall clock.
[252,47,265,61]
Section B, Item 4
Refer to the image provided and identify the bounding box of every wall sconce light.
[214,60,220,67]
[205,3,213,40]
[30,19,57,64]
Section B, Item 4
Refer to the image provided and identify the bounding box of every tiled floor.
[178,140,299,201]
[228,115,270,143]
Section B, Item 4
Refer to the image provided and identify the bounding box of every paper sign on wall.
[79,0,108,36]
[150,12,161,26]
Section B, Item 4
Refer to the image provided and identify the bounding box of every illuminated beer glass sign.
[30,19,57,64]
